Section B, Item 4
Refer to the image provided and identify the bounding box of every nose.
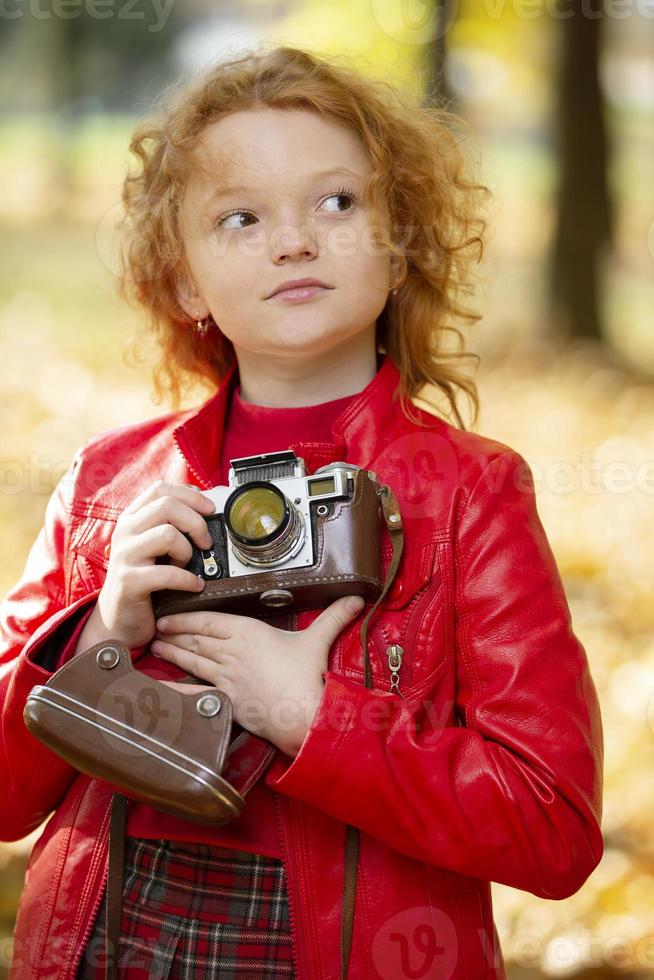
[270,216,319,263]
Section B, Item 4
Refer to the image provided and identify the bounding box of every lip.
[269,285,332,304]
[266,277,333,299]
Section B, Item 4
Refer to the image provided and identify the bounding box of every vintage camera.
[152,450,388,620]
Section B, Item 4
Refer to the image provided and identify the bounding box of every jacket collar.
[172,353,403,488]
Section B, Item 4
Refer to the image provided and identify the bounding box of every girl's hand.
[82,481,215,652]
[151,594,366,757]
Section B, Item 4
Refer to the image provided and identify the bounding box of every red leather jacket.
[0,354,604,979]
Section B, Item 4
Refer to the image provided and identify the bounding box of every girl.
[0,44,604,979]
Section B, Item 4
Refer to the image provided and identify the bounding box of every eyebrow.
[204,167,366,204]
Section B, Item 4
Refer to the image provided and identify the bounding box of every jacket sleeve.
[264,450,605,900]
[0,450,102,842]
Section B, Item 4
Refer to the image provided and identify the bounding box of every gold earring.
[390,260,403,296]
[195,314,213,336]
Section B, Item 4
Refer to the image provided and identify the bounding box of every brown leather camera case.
[23,639,254,825]
[152,466,383,620]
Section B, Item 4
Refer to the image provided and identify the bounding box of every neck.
[235,327,380,408]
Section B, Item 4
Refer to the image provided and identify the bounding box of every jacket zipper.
[370,576,440,699]
[70,867,108,977]
[365,619,406,698]
[174,434,211,490]
[272,789,301,977]
[374,544,406,697]
[66,794,113,978]
[386,643,404,698]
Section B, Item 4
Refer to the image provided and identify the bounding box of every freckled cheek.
[211,279,262,327]
[354,255,393,301]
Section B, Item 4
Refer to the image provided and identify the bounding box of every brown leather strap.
[105,792,127,980]
[340,824,360,977]
[340,483,403,978]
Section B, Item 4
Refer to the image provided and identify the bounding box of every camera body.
[152,450,386,620]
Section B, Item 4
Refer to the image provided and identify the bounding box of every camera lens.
[224,481,304,567]
[228,486,286,541]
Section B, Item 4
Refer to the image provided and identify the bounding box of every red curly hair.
[117,43,489,429]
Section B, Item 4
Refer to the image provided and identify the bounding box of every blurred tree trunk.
[423,0,456,108]
[549,7,613,339]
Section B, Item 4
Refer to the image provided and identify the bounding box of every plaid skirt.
[75,837,295,979]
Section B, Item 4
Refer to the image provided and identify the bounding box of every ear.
[175,273,209,322]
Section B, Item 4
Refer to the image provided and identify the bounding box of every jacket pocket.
[68,515,114,597]
[334,539,446,694]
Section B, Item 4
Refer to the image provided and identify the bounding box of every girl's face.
[175,106,393,362]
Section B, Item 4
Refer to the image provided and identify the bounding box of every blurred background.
[1,1,653,977]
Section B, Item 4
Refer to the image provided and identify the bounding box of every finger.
[149,639,216,685]
[123,480,216,518]
[153,631,218,657]
[159,681,215,695]
[121,564,205,598]
[128,497,214,553]
[155,611,239,639]
[131,524,195,566]
[307,595,366,647]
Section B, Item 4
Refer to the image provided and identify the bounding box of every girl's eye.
[320,186,360,214]
[215,210,256,231]
[214,185,360,231]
